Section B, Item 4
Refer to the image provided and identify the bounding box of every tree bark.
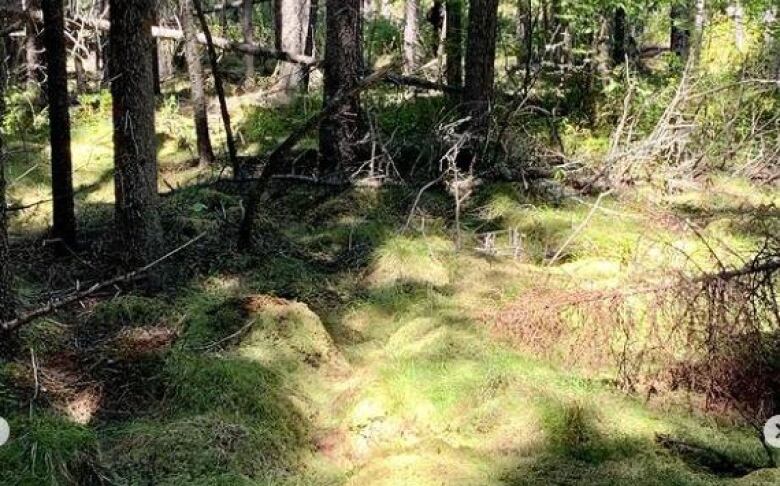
[515,0,532,66]
[0,35,14,323]
[243,0,255,86]
[274,0,311,95]
[728,1,745,51]
[183,0,216,167]
[320,0,364,173]
[445,0,463,90]
[463,0,499,132]
[192,0,240,176]
[302,0,319,91]
[670,1,691,57]
[24,0,42,91]
[109,0,163,268]
[74,54,88,94]
[403,0,418,73]
[611,6,626,64]
[42,0,76,249]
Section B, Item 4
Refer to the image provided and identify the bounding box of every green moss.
[0,414,99,486]
[104,414,299,485]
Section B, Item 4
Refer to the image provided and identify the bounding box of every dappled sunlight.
[369,235,453,288]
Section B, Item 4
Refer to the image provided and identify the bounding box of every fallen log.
[1,7,318,66]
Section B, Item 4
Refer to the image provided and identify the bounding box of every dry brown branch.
[0,233,207,334]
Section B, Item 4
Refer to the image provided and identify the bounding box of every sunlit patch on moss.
[370,235,453,287]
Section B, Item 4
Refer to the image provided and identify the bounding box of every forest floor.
[2,88,780,485]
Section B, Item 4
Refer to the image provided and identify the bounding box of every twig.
[196,319,256,351]
[547,190,613,266]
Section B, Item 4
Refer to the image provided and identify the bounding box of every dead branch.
[546,189,613,266]
[0,233,207,334]
[1,7,317,66]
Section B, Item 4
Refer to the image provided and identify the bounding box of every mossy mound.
[104,414,303,485]
[238,295,338,370]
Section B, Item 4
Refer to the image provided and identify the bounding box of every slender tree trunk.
[183,0,216,167]
[24,0,42,91]
[243,0,255,86]
[515,0,532,66]
[74,54,88,94]
[42,0,76,248]
[219,3,228,36]
[729,1,745,50]
[302,0,319,91]
[670,1,691,57]
[764,8,779,82]
[611,6,626,64]
[403,0,418,73]
[274,0,311,96]
[192,0,240,176]
[463,0,499,132]
[320,0,364,173]
[445,0,463,89]
[109,0,163,267]
[0,37,15,323]
[428,0,444,58]
[151,12,161,95]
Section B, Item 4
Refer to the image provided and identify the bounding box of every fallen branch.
[0,233,207,334]
[546,190,612,266]
[238,64,397,246]
[2,7,317,66]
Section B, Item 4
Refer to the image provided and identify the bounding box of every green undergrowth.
[3,79,780,484]
[3,173,779,485]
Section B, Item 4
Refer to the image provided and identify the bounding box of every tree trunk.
[764,8,778,82]
[320,0,364,173]
[24,0,42,91]
[463,0,499,132]
[109,0,163,268]
[728,1,745,51]
[42,0,76,249]
[151,13,161,95]
[403,0,418,73]
[611,6,626,64]
[183,0,216,167]
[445,0,463,89]
[74,54,88,94]
[302,0,319,92]
[243,0,255,86]
[515,0,532,66]
[379,0,390,17]
[0,37,14,323]
[274,0,311,95]
[428,0,444,58]
[670,1,691,57]
[192,0,240,176]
